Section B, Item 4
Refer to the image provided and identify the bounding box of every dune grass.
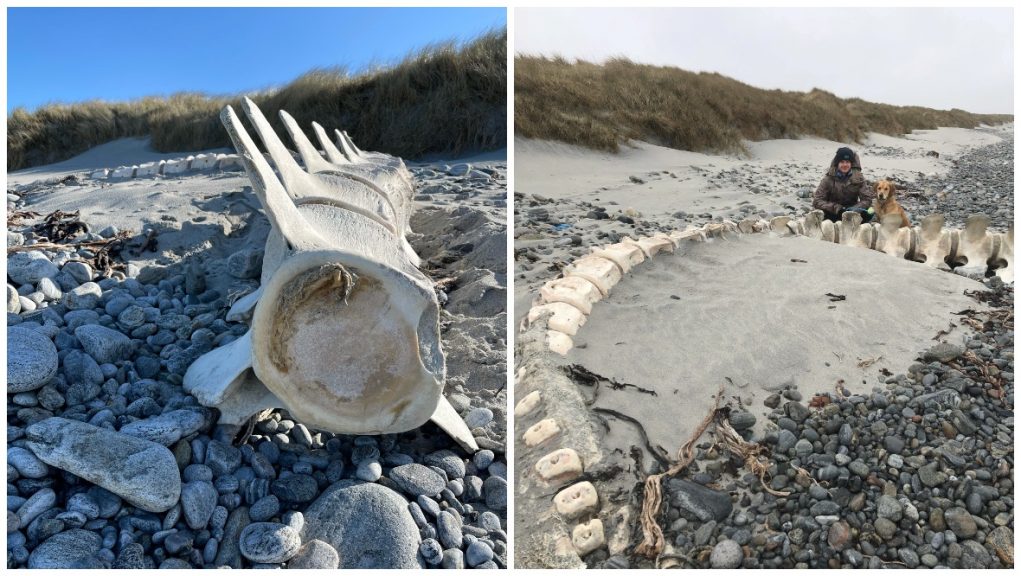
[8,29,506,171]
[515,55,1012,154]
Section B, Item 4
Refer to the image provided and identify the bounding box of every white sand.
[515,126,1003,220]
[566,234,986,453]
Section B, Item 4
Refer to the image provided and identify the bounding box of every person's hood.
[826,150,863,178]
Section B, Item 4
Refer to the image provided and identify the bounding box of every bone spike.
[430,396,479,453]
[221,106,321,250]
[343,130,365,157]
[184,330,254,406]
[803,211,823,240]
[916,214,951,267]
[240,98,319,201]
[820,219,836,243]
[312,121,350,165]
[226,286,264,323]
[954,214,994,270]
[875,214,912,258]
[994,227,1013,282]
[278,110,337,174]
[770,216,792,236]
[334,129,360,162]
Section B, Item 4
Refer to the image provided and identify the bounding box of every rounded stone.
[7,326,58,392]
[74,324,133,364]
[63,282,103,310]
[466,540,494,567]
[28,529,103,568]
[7,251,59,286]
[239,522,301,564]
[181,481,218,529]
[710,539,744,569]
[944,507,978,539]
[389,464,446,497]
[287,539,339,569]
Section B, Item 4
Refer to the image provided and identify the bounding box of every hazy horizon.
[516,7,1013,115]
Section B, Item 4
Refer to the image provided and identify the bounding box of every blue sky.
[7,7,506,113]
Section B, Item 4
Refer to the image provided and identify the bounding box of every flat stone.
[240,522,301,564]
[389,463,445,497]
[214,506,250,568]
[119,409,208,446]
[7,326,58,392]
[28,529,103,568]
[986,526,1013,565]
[74,324,133,364]
[271,474,318,503]
[25,417,180,512]
[666,478,733,522]
[301,480,421,568]
[730,411,757,430]
[924,343,964,363]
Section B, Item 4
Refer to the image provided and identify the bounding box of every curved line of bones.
[183,98,477,452]
[525,210,1013,357]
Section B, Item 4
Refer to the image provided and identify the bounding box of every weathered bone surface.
[184,101,477,452]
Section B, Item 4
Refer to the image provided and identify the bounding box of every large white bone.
[802,211,824,240]
[915,214,951,268]
[539,276,603,315]
[184,103,477,452]
[837,211,873,250]
[952,214,996,274]
[875,214,915,259]
[590,242,645,274]
[527,302,588,336]
[563,255,622,297]
[993,227,1013,282]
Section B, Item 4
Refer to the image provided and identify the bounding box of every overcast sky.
[516,7,1013,114]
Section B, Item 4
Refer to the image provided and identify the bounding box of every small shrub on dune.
[514,55,1011,154]
[7,29,506,171]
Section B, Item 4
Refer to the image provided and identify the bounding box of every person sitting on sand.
[812,146,875,222]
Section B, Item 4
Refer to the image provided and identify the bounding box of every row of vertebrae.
[524,211,1012,358]
[183,98,477,452]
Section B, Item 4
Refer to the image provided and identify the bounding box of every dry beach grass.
[8,29,506,171]
[515,56,1012,154]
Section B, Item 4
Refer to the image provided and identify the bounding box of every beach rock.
[63,282,103,310]
[271,474,318,503]
[465,407,494,428]
[944,507,977,538]
[8,284,21,313]
[37,277,62,301]
[205,440,242,476]
[287,540,340,569]
[437,511,462,549]
[466,540,494,567]
[8,446,49,478]
[730,411,756,430]
[7,326,58,392]
[74,324,133,364]
[301,480,421,568]
[484,476,508,510]
[923,343,964,363]
[240,522,301,563]
[7,251,59,286]
[442,548,465,569]
[119,409,208,446]
[420,538,443,565]
[27,529,103,569]
[666,478,733,522]
[17,487,56,525]
[249,495,281,522]
[876,495,903,522]
[390,464,445,497]
[424,450,466,479]
[227,249,264,279]
[986,526,1013,565]
[62,261,93,284]
[24,417,181,512]
[181,480,218,529]
[214,506,251,568]
[113,543,153,569]
[710,539,743,569]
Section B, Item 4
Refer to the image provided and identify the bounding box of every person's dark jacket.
[812,151,874,215]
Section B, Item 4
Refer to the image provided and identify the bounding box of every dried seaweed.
[33,210,89,242]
